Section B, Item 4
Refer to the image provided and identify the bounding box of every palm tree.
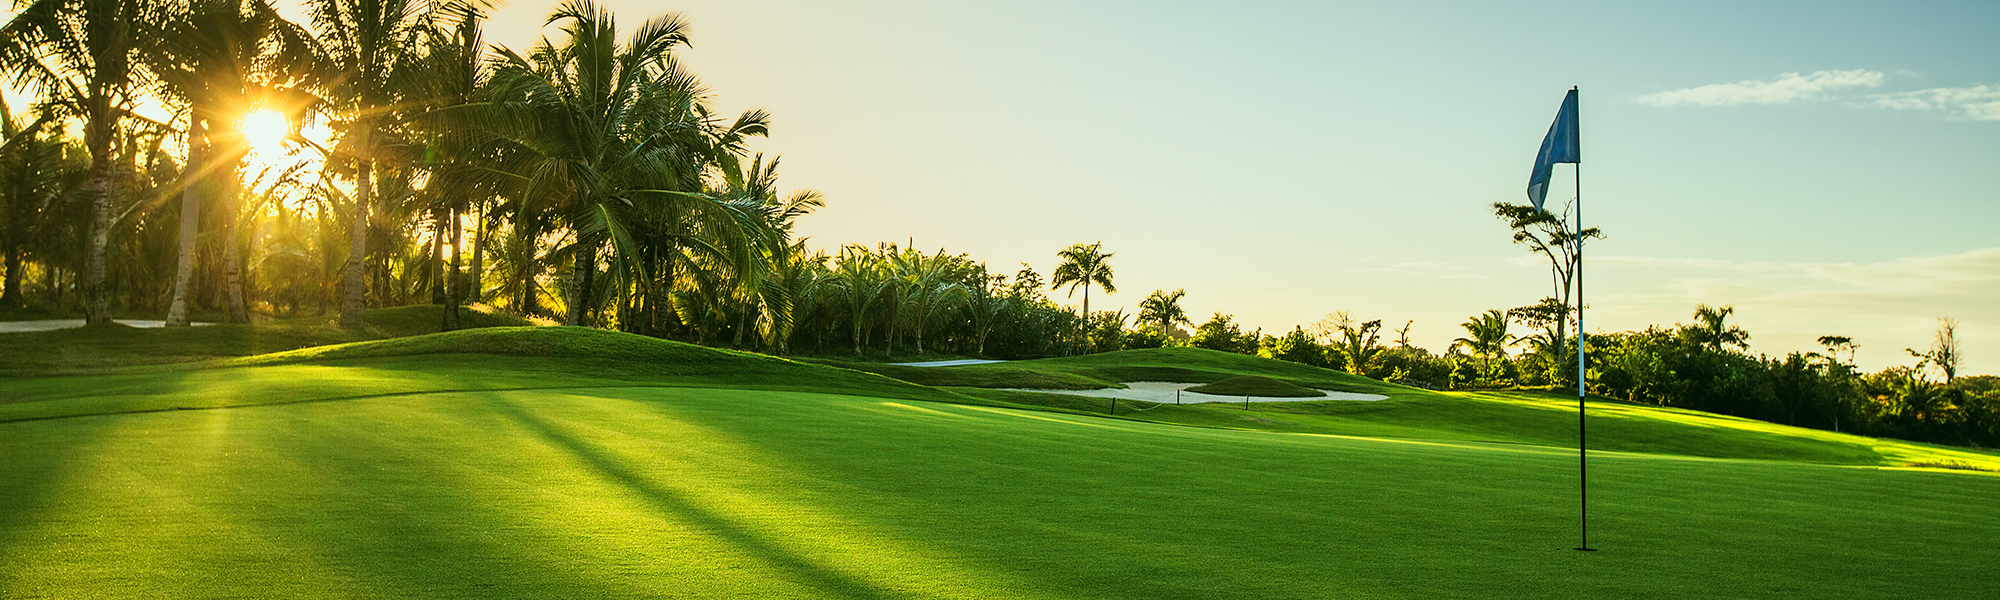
[830,245,890,356]
[481,1,769,327]
[1,0,160,325]
[903,248,967,354]
[755,241,826,354]
[1686,303,1749,352]
[153,0,317,326]
[962,265,1011,356]
[408,3,497,331]
[1452,309,1514,378]
[0,98,67,306]
[1136,288,1191,339]
[1050,241,1115,352]
[310,0,433,328]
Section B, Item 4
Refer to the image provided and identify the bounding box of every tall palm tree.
[481,0,765,327]
[1050,241,1115,352]
[1136,288,1191,339]
[409,3,496,331]
[1452,308,1514,378]
[153,0,317,325]
[1,0,160,324]
[311,0,432,329]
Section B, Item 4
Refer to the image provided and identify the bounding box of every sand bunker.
[1003,381,1387,404]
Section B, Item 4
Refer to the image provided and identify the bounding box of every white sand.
[1002,381,1387,404]
[0,319,215,333]
[890,359,1009,367]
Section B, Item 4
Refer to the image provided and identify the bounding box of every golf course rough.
[1,326,1996,599]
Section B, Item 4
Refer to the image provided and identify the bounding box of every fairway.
[3,347,1997,598]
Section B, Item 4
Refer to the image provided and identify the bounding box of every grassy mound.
[1185,375,1325,397]
[0,305,534,376]
[827,347,1398,395]
[804,359,1117,390]
[0,327,1018,423]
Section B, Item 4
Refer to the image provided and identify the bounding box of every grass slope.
[2,377,1996,598]
[925,350,2000,469]
[829,347,1411,396]
[0,305,534,376]
[0,327,1045,423]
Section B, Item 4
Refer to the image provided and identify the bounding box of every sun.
[238,108,290,158]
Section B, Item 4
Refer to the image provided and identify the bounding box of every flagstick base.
[1575,547,1597,552]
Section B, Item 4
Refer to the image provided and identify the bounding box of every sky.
[17,0,2000,373]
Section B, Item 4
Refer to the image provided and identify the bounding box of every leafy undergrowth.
[1185,375,1325,397]
[0,305,534,376]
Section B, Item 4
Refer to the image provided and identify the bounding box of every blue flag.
[1527,88,1580,211]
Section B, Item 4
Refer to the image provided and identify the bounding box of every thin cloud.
[1855,85,2000,121]
[1635,69,1885,106]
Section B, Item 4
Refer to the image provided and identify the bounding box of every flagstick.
[1574,85,1594,552]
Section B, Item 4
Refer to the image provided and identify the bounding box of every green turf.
[2,381,1996,598]
[1185,375,1325,397]
[839,347,1416,396]
[3,328,1998,598]
[0,305,533,376]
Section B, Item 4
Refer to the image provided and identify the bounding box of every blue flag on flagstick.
[1526,88,1580,211]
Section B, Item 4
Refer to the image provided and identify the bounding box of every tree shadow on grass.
[488,398,898,600]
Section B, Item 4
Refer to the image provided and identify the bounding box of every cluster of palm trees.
[0,0,821,334]
[0,0,1221,359]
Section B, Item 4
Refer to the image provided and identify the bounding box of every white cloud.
[1854,85,2000,121]
[1635,69,1886,106]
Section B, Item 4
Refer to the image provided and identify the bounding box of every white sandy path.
[1002,381,1387,404]
[0,319,216,333]
[889,359,1008,367]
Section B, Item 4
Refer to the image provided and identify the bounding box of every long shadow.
[247,394,636,598]
[489,397,898,600]
[0,416,117,590]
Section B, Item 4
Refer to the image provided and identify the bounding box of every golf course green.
[3,319,1996,598]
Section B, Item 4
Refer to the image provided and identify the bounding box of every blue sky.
[500,0,1993,372]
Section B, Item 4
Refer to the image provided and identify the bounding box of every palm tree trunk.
[81,121,115,326]
[165,115,207,326]
[219,161,248,323]
[443,205,461,331]
[1,246,23,306]
[852,318,864,356]
[467,200,484,304]
[430,206,447,305]
[340,158,371,329]
[566,241,594,326]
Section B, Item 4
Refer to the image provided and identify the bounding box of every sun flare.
[239,108,290,158]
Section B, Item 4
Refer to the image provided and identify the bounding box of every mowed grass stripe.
[2,386,1994,599]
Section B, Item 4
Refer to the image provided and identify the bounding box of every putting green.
[2,328,1996,598]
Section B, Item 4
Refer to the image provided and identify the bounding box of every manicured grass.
[0,304,534,376]
[846,347,1415,396]
[0,327,1048,423]
[3,328,1997,597]
[805,359,1118,390]
[2,378,1997,598]
[1185,375,1325,397]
